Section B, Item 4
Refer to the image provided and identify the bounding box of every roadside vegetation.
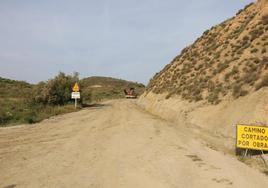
[0,73,80,126]
[0,74,145,127]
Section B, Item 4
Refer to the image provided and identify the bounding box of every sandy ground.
[0,100,268,188]
[138,89,268,153]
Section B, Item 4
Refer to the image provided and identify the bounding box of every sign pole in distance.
[72,82,80,109]
[236,124,268,155]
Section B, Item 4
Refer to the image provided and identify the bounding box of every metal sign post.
[71,92,80,108]
[260,150,267,166]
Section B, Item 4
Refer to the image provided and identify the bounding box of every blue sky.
[0,0,254,84]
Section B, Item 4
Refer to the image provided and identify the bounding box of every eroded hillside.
[147,0,268,104]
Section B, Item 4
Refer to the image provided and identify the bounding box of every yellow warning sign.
[237,124,268,151]
[72,82,80,92]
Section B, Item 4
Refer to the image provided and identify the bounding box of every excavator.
[124,88,137,99]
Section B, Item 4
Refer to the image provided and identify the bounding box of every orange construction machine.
[124,88,137,99]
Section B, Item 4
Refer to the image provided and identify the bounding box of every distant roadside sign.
[72,82,80,92]
[71,92,80,99]
[236,124,268,151]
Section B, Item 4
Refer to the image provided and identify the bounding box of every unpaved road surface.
[0,100,268,188]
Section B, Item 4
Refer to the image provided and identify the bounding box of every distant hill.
[0,75,145,126]
[146,0,268,104]
[0,77,33,125]
[0,77,32,98]
[80,76,145,102]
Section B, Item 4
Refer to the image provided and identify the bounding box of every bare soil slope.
[1,100,268,188]
[140,0,268,174]
[139,88,268,154]
[147,0,268,104]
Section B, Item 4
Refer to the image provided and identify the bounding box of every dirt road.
[0,100,267,188]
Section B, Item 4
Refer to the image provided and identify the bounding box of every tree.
[32,72,77,106]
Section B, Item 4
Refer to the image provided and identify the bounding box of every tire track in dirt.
[0,100,268,188]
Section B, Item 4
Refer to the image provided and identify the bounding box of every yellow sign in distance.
[236,124,268,151]
[72,82,80,92]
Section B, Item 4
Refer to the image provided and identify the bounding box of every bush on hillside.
[255,73,268,90]
[251,48,258,53]
[80,89,92,104]
[207,91,220,104]
[0,110,12,125]
[262,15,268,25]
[232,84,248,98]
[31,72,79,106]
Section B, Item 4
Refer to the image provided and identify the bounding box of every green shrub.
[249,29,263,41]
[244,73,258,85]
[0,110,12,125]
[253,58,260,64]
[232,84,248,98]
[242,35,249,41]
[194,94,203,101]
[216,62,229,73]
[251,48,258,53]
[207,91,220,104]
[226,66,239,81]
[32,72,78,106]
[255,74,268,90]
[24,113,39,124]
[165,92,173,99]
[262,15,268,25]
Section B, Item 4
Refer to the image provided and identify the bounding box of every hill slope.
[0,77,34,125]
[0,75,144,126]
[139,0,268,173]
[147,0,268,104]
[80,76,145,102]
[0,77,32,98]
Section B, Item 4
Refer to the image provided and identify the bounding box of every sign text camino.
[236,124,268,151]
